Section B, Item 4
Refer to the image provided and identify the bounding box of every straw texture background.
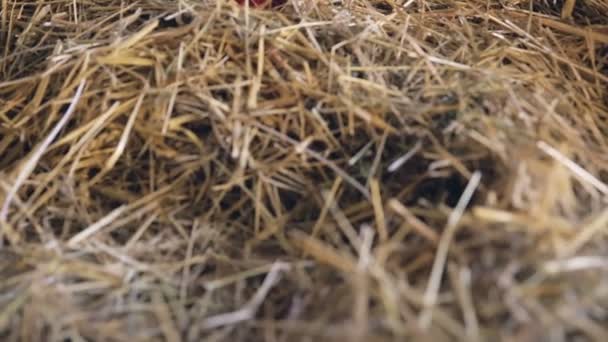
[1,0,607,340]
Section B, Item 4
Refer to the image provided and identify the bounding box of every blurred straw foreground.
[1,0,608,341]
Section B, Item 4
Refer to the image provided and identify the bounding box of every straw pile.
[1,0,607,340]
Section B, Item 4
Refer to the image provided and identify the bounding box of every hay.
[1,0,607,340]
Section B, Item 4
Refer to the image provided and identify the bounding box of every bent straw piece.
[113,19,159,51]
[538,141,608,196]
[561,0,576,19]
[508,10,608,44]
[419,172,482,330]
[0,80,86,222]
[388,199,440,245]
[201,262,290,329]
[67,205,127,247]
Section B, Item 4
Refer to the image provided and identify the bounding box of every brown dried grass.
[1,0,607,341]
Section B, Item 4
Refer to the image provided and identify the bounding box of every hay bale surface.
[1,0,607,340]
